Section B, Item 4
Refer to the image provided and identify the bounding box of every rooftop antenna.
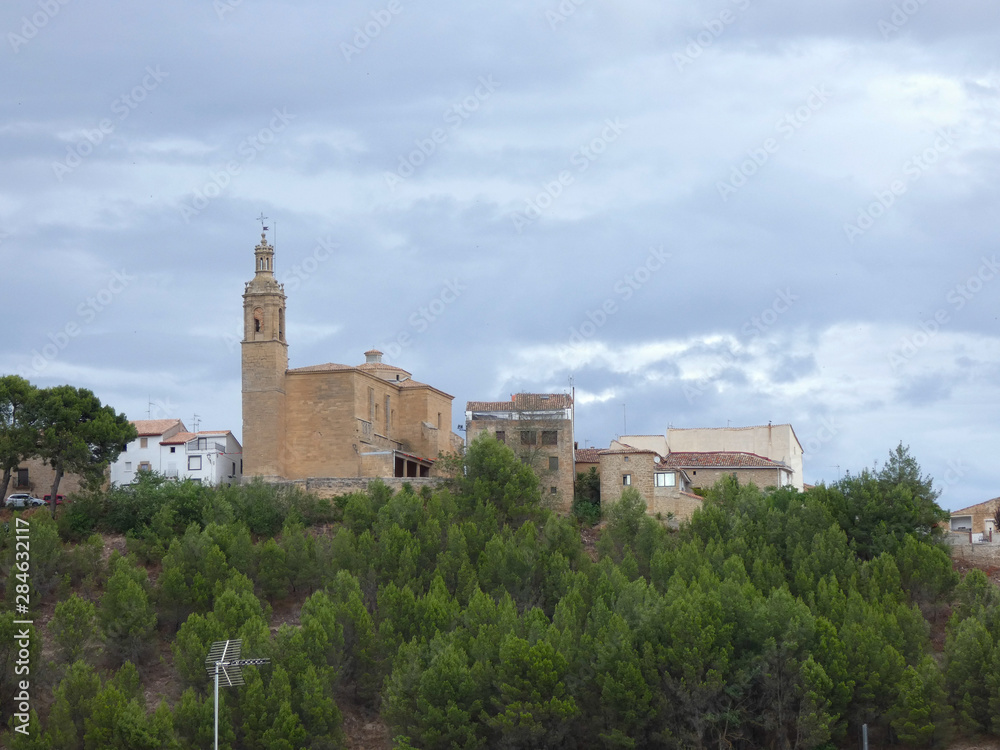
[622,403,627,435]
[146,395,152,419]
[205,639,270,750]
[192,414,201,433]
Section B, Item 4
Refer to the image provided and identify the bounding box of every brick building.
[465,393,575,513]
[241,231,462,482]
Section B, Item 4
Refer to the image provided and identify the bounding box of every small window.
[188,455,202,471]
[541,431,557,446]
[622,474,631,486]
[170,446,176,453]
[550,486,557,495]
[16,468,28,487]
[624,456,629,462]
[549,456,559,471]
[140,437,148,448]
[138,462,152,472]
[521,431,537,446]
[124,462,132,471]
[496,430,506,443]
[197,437,207,450]
[655,472,676,487]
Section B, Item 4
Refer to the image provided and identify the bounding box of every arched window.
[253,308,263,334]
[278,308,284,340]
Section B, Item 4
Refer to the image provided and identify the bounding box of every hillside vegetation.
[0,437,991,749]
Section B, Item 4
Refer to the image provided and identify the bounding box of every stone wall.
[258,475,448,499]
[685,466,789,491]
[3,457,86,501]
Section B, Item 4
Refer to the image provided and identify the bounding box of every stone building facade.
[465,393,575,513]
[2,456,85,502]
[598,445,703,524]
[241,231,461,482]
[950,498,1000,534]
[664,451,793,492]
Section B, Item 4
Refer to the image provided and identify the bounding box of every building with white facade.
[110,419,242,486]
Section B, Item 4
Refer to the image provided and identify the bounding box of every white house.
[111,419,242,486]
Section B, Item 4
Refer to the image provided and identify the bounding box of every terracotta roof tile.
[665,451,788,469]
[131,419,184,437]
[575,448,602,463]
[467,393,573,412]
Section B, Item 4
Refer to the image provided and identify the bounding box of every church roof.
[288,361,413,376]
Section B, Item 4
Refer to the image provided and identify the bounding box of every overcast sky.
[3,0,998,510]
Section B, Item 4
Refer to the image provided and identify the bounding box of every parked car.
[43,494,68,505]
[5,494,45,509]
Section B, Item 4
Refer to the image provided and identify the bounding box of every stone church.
[241,231,462,481]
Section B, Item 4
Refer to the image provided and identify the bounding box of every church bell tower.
[241,229,287,478]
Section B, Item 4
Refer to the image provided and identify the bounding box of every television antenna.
[205,639,270,750]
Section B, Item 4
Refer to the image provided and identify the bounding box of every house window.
[521,431,537,446]
[124,462,132,472]
[654,472,676,487]
[550,487,557,495]
[496,430,506,443]
[197,438,207,450]
[624,456,629,462]
[622,474,631,486]
[140,438,148,448]
[188,456,202,471]
[438,412,442,430]
[16,468,28,487]
[542,431,557,446]
[138,462,152,472]
[232,462,236,475]
[549,456,559,471]
[170,446,176,453]
[369,388,375,422]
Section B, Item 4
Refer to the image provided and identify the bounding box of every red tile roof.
[575,448,602,463]
[467,393,573,411]
[664,451,788,469]
[131,419,183,437]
